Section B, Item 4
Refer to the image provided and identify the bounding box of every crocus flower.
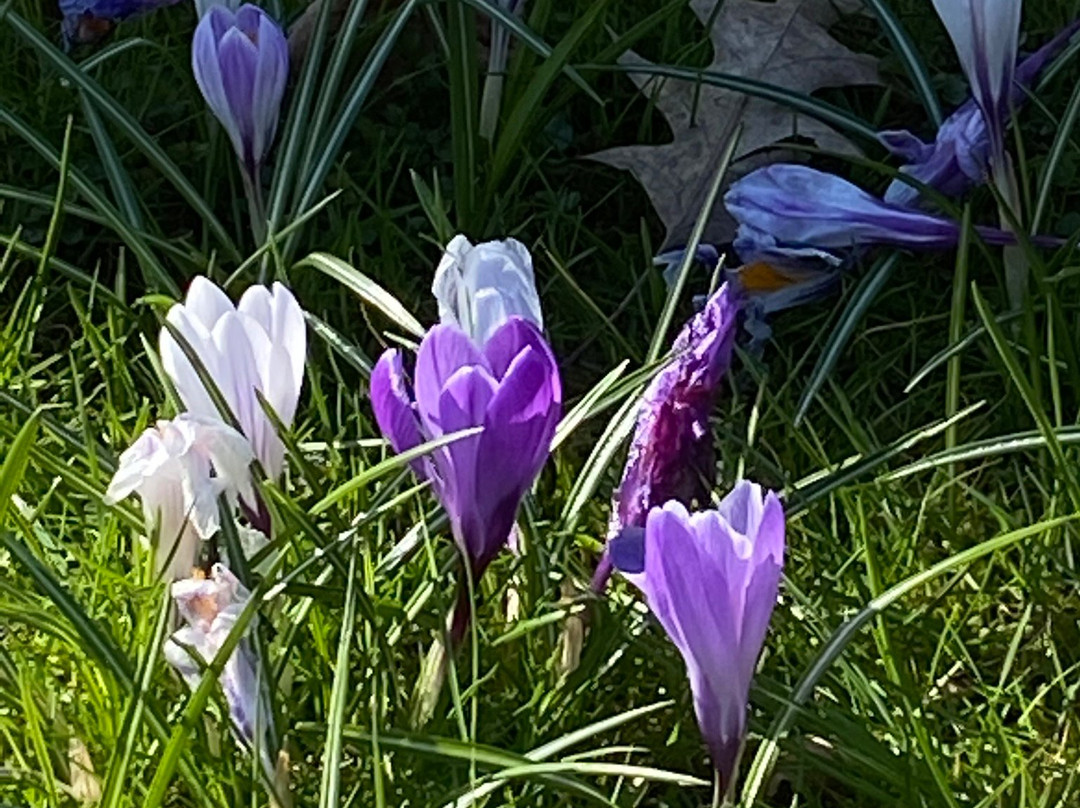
[882,20,1080,207]
[726,164,1025,263]
[370,318,561,578]
[160,276,306,485]
[59,0,180,46]
[105,415,255,580]
[192,4,289,176]
[432,235,543,345]
[165,563,271,768]
[931,0,1021,168]
[609,483,785,784]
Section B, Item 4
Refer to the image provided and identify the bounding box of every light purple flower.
[370,318,561,576]
[881,21,1080,207]
[931,0,1021,166]
[192,4,289,174]
[160,276,306,486]
[725,164,1023,262]
[609,483,785,783]
[164,564,271,767]
[104,415,255,581]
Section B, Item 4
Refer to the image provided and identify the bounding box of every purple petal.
[413,325,488,435]
[370,349,427,475]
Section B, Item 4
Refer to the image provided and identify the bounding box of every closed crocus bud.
[592,284,738,591]
[609,482,785,786]
[165,564,271,769]
[432,235,543,346]
[191,4,288,176]
[160,276,306,485]
[105,415,255,580]
[370,318,561,578]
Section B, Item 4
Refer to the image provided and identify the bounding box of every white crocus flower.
[432,235,543,346]
[160,276,306,482]
[165,564,270,765]
[105,415,255,581]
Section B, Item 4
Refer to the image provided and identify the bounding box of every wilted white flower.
[164,564,269,762]
[105,415,255,581]
[160,276,306,482]
[432,235,543,345]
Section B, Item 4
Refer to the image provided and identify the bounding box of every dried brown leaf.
[590,0,880,248]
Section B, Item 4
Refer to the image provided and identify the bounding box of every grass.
[3,0,1080,805]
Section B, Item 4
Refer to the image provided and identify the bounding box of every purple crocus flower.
[931,0,1021,167]
[370,317,562,578]
[191,4,289,176]
[726,164,1025,262]
[882,20,1080,207]
[59,0,180,46]
[593,284,738,590]
[609,483,785,784]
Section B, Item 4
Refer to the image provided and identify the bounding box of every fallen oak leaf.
[589,0,880,249]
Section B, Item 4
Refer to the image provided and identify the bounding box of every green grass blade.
[971,283,1080,511]
[488,0,611,196]
[795,251,901,426]
[318,538,361,808]
[4,8,240,261]
[740,514,1079,807]
[863,0,943,126]
[297,251,426,337]
[581,62,880,144]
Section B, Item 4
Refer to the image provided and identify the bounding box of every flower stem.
[241,164,269,274]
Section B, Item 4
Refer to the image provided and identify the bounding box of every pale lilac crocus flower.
[160,276,306,491]
[725,164,1032,263]
[610,482,785,786]
[192,4,288,177]
[594,283,738,590]
[882,20,1080,207]
[105,415,255,580]
[165,563,272,771]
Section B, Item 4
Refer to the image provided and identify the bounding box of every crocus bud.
[432,235,543,346]
[160,276,307,484]
[191,4,288,175]
[610,482,785,786]
[370,318,561,578]
[165,564,271,768]
[105,415,255,580]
